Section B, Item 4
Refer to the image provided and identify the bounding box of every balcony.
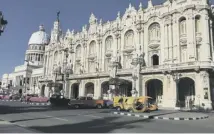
[88,54,96,61]
[123,46,135,53]
[148,39,160,49]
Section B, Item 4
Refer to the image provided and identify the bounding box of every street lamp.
[33,81,36,94]
[172,71,182,107]
[131,52,144,96]
[0,11,7,36]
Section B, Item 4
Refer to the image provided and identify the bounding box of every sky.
[0,0,214,78]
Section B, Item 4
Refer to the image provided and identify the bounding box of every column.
[79,81,85,96]
[210,20,214,60]
[201,13,211,61]
[94,80,101,99]
[164,24,169,61]
[160,22,165,64]
[187,14,196,61]
[168,22,173,62]
[173,19,179,62]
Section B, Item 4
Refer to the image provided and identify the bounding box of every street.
[1,101,214,133]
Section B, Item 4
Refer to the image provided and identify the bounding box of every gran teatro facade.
[37,0,214,109]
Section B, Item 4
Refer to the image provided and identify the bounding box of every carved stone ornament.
[196,37,202,44]
[180,38,187,45]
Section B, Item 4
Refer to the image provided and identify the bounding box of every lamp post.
[33,81,36,94]
[62,48,70,97]
[131,52,144,97]
[172,71,182,107]
[53,63,59,94]
[0,11,7,36]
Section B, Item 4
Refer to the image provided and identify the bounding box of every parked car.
[0,93,6,99]
[29,96,49,103]
[50,94,70,106]
[10,94,21,100]
[68,96,106,109]
[25,94,38,102]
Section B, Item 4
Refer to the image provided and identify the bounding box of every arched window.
[195,16,200,33]
[124,30,134,48]
[54,51,58,63]
[148,23,160,42]
[179,17,187,35]
[39,46,42,50]
[89,41,96,55]
[105,36,113,51]
[38,54,40,61]
[76,45,81,58]
[152,54,159,66]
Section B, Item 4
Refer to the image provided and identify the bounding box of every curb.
[112,112,209,121]
[0,99,20,102]
[22,102,51,106]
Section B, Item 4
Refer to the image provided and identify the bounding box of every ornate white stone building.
[2,0,214,109]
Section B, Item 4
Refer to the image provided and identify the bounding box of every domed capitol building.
[2,0,214,109]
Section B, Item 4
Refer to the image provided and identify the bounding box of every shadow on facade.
[29,116,152,133]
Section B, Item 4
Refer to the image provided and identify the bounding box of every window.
[152,55,159,66]
[105,36,113,51]
[195,16,200,33]
[124,30,134,48]
[76,45,81,58]
[149,23,160,42]
[39,46,41,50]
[89,41,96,55]
[196,44,201,61]
[179,18,187,35]
[104,58,111,71]
[38,55,40,61]
[54,51,58,63]
[181,46,187,62]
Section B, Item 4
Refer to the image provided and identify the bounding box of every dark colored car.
[10,94,21,100]
[50,94,70,106]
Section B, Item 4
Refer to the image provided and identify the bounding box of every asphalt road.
[1,101,214,133]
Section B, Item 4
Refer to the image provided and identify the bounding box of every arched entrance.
[146,79,163,104]
[19,89,22,94]
[41,85,45,97]
[71,83,79,99]
[101,81,109,99]
[54,83,63,94]
[85,82,94,97]
[178,77,195,108]
[117,79,132,97]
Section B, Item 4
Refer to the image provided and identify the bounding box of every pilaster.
[201,11,211,61]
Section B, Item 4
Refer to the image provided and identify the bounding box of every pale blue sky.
[0,0,213,78]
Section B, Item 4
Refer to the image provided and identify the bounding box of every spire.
[57,11,60,22]
[89,13,97,25]
[129,3,132,9]
[139,2,143,11]
[148,0,153,8]
[117,11,121,20]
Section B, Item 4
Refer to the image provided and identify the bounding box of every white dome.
[28,25,50,45]
[2,74,8,79]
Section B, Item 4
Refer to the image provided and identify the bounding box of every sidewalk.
[112,109,209,121]
[0,120,39,133]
